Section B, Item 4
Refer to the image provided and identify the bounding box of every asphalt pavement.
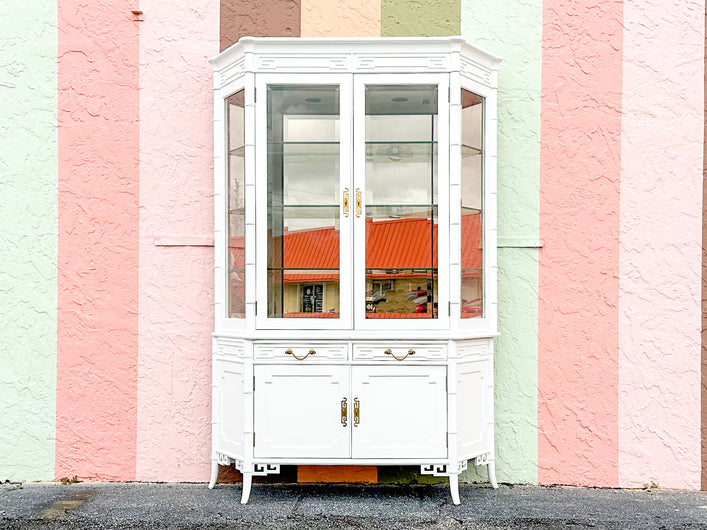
[2,481,707,529]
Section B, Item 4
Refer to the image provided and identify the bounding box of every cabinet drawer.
[254,343,348,362]
[353,343,446,362]
[214,337,248,358]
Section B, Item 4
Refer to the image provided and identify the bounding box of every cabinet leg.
[488,461,498,489]
[449,473,461,505]
[208,460,219,489]
[240,472,253,504]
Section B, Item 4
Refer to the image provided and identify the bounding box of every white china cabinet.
[208,37,501,505]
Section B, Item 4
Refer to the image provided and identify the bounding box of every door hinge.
[448,302,451,317]
[254,87,256,103]
[448,86,451,103]
[446,433,448,447]
[253,432,256,447]
[253,376,256,392]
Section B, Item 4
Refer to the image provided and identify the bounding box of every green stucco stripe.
[381,0,460,37]
[0,1,58,481]
[460,0,542,484]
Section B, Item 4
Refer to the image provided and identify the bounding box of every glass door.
[256,75,352,329]
[353,75,449,328]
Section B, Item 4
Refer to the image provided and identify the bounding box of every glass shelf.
[268,142,338,155]
[365,142,436,163]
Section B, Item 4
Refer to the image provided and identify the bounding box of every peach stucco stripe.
[538,0,622,486]
[135,0,218,481]
[619,1,703,489]
[301,0,380,37]
[57,0,139,480]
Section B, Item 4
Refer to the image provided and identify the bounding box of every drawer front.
[456,340,490,359]
[214,337,248,358]
[254,343,348,362]
[353,343,447,362]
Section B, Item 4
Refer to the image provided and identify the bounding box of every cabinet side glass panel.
[461,89,483,319]
[227,90,246,318]
[364,85,438,319]
[267,85,341,318]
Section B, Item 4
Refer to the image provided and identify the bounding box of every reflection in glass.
[461,89,483,318]
[364,85,438,319]
[267,85,341,318]
[227,90,245,318]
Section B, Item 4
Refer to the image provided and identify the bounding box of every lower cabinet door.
[214,358,246,458]
[254,364,350,458]
[351,365,447,459]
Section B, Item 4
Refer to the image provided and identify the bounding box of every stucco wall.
[301,0,380,37]
[56,0,140,481]
[0,0,705,489]
[0,0,57,482]
[136,0,219,482]
[461,0,542,484]
[619,0,703,489]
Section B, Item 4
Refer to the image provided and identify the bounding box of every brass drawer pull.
[343,188,350,217]
[341,397,348,427]
[353,397,360,427]
[384,348,415,361]
[355,188,362,217]
[285,348,316,361]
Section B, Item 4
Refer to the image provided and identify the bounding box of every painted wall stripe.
[0,0,57,482]
[460,0,542,485]
[539,0,622,486]
[619,0,703,489]
[704,2,707,490]
[57,0,140,481]
[381,0,459,37]
[301,0,380,37]
[136,0,218,481]
[220,0,301,52]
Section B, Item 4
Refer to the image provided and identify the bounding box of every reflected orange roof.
[229,213,482,278]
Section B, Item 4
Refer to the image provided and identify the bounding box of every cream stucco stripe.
[0,0,57,482]
[618,0,703,489]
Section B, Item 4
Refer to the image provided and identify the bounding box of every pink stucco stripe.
[618,1,703,489]
[135,1,218,481]
[301,0,381,37]
[538,1,622,486]
[57,1,139,480]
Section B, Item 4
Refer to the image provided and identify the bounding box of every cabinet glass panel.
[267,85,341,318]
[364,85,438,319]
[461,89,483,318]
[227,90,245,318]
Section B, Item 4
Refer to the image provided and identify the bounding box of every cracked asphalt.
[2,481,707,529]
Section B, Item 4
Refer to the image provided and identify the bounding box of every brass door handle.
[353,397,360,427]
[355,188,362,217]
[341,397,347,427]
[343,188,350,217]
[285,348,316,361]
[384,348,415,361]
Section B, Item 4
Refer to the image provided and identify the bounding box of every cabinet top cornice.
[210,36,501,86]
